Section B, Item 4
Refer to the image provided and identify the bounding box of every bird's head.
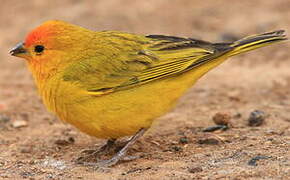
[10,20,94,79]
[10,20,94,60]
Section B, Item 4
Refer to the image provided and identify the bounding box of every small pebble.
[20,147,32,153]
[0,114,10,123]
[68,137,75,143]
[20,113,29,121]
[248,155,271,166]
[212,112,231,126]
[20,171,34,178]
[179,137,189,144]
[12,120,28,128]
[248,110,266,127]
[233,113,242,119]
[54,137,75,146]
[202,125,228,132]
[197,138,219,145]
[188,166,203,173]
[170,146,182,152]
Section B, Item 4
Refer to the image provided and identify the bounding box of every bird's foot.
[78,128,147,167]
[76,138,116,164]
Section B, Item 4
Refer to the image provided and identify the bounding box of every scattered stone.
[188,166,203,173]
[54,137,75,146]
[197,138,219,145]
[20,147,32,153]
[122,167,151,175]
[12,120,28,128]
[19,113,29,121]
[233,113,242,119]
[0,114,10,123]
[212,112,231,126]
[126,168,142,174]
[46,173,55,179]
[227,89,241,102]
[202,112,231,132]
[20,171,34,178]
[248,155,271,166]
[55,139,69,146]
[0,174,9,178]
[170,146,182,152]
[248,110,266,127]
[179,137,189,144]
[42,159,67,170]
[202,125,228,132]
[68,137,75,143]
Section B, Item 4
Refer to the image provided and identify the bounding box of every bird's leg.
[93,138,116,155]
[76,138,116,163]
[97,128,147,167]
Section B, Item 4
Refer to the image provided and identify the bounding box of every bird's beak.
[10,42,28,58]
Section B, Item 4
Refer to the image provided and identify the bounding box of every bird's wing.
[63,32,232,95]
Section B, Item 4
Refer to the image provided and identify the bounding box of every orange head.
[10,20,94,79]
[10,20,93,63]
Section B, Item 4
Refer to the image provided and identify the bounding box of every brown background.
[0,0,289,179]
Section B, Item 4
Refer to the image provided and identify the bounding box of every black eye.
[34,45,44,53]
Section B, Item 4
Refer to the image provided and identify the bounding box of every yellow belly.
[58,77,191,139]
[43,56,228,139]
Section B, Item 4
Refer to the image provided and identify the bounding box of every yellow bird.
[10,20,287,166]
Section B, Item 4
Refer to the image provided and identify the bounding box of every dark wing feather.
[63,32,232,95]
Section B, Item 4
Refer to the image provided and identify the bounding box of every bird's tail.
[226,30,287,57]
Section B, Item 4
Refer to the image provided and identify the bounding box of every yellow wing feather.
[62,30,286,96]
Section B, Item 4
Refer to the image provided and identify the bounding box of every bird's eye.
[34,45,45,53]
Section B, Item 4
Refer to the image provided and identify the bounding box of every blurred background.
[1,0,289,120]
[2,0,290,56]
[1,0,290,68]
[1,0,290,83]
[0,0,289,179]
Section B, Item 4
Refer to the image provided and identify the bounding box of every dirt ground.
[0,0,289,179]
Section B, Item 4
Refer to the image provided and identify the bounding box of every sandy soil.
[0,0,289,179]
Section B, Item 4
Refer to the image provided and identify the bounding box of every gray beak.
[10,42,27,56]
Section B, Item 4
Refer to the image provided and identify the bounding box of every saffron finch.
[10,20,287,166]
